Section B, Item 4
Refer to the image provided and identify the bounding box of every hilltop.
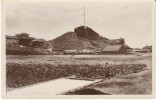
[48,26,125,51]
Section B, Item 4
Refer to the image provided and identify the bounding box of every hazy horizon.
[5,0,152,48]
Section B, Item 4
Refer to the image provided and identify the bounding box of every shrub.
[6,63,147,88]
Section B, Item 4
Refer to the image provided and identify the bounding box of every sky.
[5,0,152,48]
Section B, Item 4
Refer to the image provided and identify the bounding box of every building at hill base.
[102,44,128,54]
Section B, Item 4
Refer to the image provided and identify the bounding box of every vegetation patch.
[7,63,147,89]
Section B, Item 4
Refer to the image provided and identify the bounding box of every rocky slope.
[48,26,124,51]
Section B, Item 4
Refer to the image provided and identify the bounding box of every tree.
[16,33,29,38]
[119,37,125,44]
[16,33,34,46]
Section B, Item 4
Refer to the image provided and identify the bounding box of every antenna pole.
[84,3,85,27]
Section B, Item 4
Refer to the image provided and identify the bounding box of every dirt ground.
[6,53,151,65]
[6,53,152,94]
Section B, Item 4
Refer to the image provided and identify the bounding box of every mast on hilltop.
[83,2,86,28]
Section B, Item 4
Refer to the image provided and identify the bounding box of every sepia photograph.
[1,0,155,99]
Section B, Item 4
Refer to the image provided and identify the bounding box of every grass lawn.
[86,69,152,94]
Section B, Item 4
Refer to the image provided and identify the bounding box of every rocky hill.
[6,26,126,55]
[48,26,125,51]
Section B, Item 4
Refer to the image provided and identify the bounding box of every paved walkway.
[7,79,101,95]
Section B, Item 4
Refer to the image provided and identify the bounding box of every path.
[7,78,101,95]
